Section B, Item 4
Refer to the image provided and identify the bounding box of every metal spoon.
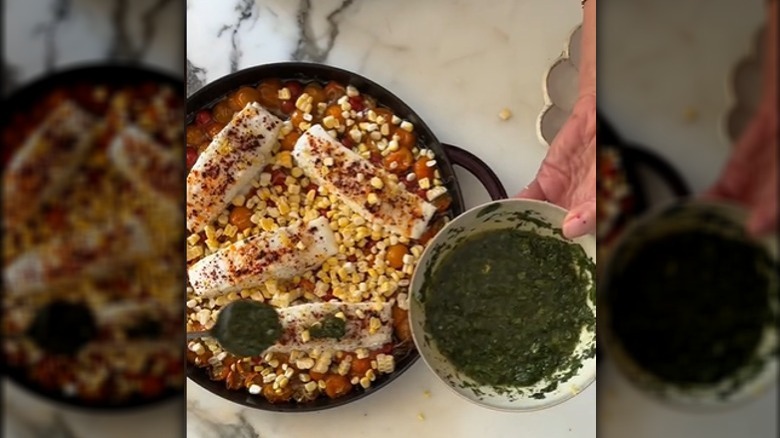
[25,299,174,356]
[186,300,282,357]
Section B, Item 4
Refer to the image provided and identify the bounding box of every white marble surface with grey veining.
[3,0,184,94]
[186,1,592,437]
[3,1,184,437]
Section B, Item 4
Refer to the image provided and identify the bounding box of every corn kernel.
[278,200,291,215]
[277,151,293,168]
[368,317,382,334]
[260,218,276,231]
[370,177,384,190]
[322,115,338,129]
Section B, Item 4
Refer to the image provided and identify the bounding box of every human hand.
[707,100,778,236]
[518,94,596,239]
[707,0,777,237]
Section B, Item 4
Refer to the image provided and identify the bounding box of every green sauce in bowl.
[423,228,595,389]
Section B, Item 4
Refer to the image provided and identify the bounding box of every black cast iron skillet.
[595,111,690,364]
[597,111,690,238]
[1,63,185,410]
[186,62,507,411]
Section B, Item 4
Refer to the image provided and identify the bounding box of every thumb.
[516,179,545,201]
[562,200,597,239]
[746,204,778,238]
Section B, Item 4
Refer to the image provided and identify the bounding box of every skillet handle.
[620,144,691,200]
[442,144,507,200]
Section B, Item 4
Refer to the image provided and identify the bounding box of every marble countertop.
[3,1,184,437]
[186,0,592,437]
[3,0,183,94]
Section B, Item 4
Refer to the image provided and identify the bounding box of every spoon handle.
[186,330,211,340]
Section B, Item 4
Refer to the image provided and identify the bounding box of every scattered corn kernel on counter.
[185,78,454,404]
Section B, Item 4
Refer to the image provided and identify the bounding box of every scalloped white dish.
[723,26,765,144]
[537,24,581,146]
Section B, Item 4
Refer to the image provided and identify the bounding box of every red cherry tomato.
[195,110,212,126]
[186,147,199,169]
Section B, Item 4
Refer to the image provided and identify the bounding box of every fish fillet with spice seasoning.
[265,301,394,355]
[187,216,338,297]
[2,100,96,228]
[186,102,282,233]
[108,125,182,233]
[3,216,154,295]
[292,124,436,239]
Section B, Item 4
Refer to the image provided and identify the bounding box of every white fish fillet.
[3,216,153,295]
[108,125,181,205]
[188,216,338,297]
[186,102,282,233]
[293,124,436,239]
[3,100,96,228]
[265,301,394,354]
[93,300,179,327]
[108,125,183,243]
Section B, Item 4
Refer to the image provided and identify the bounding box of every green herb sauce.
[608,230,776,386]
[424,228,595,388]
[309,313,347,340]
[211,300,282,357]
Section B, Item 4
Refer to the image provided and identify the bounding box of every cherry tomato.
[204,122,224,139]
[324,374,352,399]
[140,376,164,397]
[271,169,287,187]
[386,244,408,270]
[46,206,67,230]
[229,206,253,230]
[308,370,326,381]
[186,147,199,169]
[341,135,355,149]
[280,99,296,115]
[225,370,243,390]
[212,100,236,124]
[303,82,326,107]
[413,157,434,181]
[418,218,444,244]
[283,81,303,101]
[290,110,305,129]
[279,131,301,151]
[186,125,207,146]
[263,383,294,403]
[383,148,414,173]
[257,79,282,110]
[324,104,345,125]
[394,128,416,149]
[138,82,159,98]
[231,86,262,110]
[324,81,346,101]
[350,357,371,377]
[433,193,452,213]
[348,96,364,112]
[372,107,394,125]
[392,305,412,342]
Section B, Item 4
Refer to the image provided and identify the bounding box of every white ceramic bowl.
[600,200,778,410]
[409,199,597,411]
